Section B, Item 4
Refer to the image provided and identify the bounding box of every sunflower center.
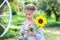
[38,19,43,24]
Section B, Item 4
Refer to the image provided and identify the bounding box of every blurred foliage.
[0,25,4,35]
[0,27,19,38]
[12,10,17,15]
[0,0,60,38]
[11,11,60,27]
[0,0,4,5]
[3,30,15,38]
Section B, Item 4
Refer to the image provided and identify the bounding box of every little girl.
[19,4,45,40]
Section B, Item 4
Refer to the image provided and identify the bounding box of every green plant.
[1,29,16,38]
[0,25,4,35]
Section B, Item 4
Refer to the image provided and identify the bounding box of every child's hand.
[22,30,26,34]
[28,31,36,37]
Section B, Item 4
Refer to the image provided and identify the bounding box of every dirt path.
[45,30,60,34]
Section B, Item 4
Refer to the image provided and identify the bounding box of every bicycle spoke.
[0,0,12,37]
[0,0,5,8]
[0,23,5,30]
[0,14,10,17]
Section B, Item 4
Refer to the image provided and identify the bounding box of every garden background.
[0,0,60,40]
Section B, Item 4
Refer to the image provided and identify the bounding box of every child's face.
[24,10,34,19]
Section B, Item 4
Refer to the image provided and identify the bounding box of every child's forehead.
[24,10,34,12]
[24,12,33,15]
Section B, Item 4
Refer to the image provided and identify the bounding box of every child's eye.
[26,14,31,16]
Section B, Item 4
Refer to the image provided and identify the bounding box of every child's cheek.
[26,16,30,18]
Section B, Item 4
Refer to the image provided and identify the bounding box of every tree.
[35,0,60,21]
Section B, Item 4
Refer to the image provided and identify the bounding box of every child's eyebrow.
[25,14,31,15]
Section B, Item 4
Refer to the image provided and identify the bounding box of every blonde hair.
[24,4,37,11]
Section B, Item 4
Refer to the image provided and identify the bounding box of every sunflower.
[35,16,47,28]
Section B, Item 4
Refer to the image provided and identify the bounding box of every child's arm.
[20,26,25,34]
[20,24,26,34]
[35,28,45,40]
[20,21,26,34]
[19,24,27,40]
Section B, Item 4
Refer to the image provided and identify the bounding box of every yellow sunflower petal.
[35,16,47,28]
